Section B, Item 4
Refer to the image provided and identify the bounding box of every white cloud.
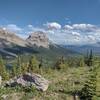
[87,35,96,41]
[5,24,22,33]
[64,25,73,30]
[1,23,100,45]
[27,24,33,29]
[64,24,96,31]
[44,22,61,30]
[72,24,95,30]
[45,23,100,45]
[72,32,80,36]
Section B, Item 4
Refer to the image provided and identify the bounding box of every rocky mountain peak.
[0,28,49,48]
[26,31,49,48]
[0,28,27,47]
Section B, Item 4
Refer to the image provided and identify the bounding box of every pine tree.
[88,50,93,66]
[12,55,22,77]
[84,49,94,67]
[80,67,97,100]
[28,55,39,73]
[17,55,22,67]
[0,56,9,80]
[55,56,66,69]
[21,62,28,74]
[79,57,85,67]
[12,63,17,77]
[39,57,43,69]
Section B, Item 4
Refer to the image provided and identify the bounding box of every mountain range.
[0,27,99,60]
[63,42,100,55]
[0,28,77,59]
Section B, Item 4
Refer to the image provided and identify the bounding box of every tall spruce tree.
[80,66,97,100]
[28,55,39,73]
[12,63,17,77]
[79,57,85,67]
[39,57,43,69]
[55,56,66,69]
[0,56,9,80]
[85,49,94,67]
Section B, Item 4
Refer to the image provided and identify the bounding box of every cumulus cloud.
[87,35,96,41]
[46,23,100,45]
[72,24,95,30]
[72,32,80,36]
[1,23,100,45]
[64,24,96,31]
[44,22,61,30]
[64,25,73,30]
[5,24,22,33]
[27,24,33,29]
[25,23,100,45]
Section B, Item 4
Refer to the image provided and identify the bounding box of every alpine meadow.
[0,0,100,100]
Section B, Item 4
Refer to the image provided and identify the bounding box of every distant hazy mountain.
[63,42,100,54]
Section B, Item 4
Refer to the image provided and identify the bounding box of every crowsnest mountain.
[26,31,49,48]
[0,28,77,58]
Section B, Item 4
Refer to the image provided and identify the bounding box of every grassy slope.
[0,67,90,100]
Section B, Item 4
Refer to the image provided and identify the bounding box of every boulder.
[5,73,49,92]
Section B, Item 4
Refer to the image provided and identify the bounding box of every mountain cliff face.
[0,28,27,47]
[26,31,49,48]
[0,28,50,57]
[0,29,49,48]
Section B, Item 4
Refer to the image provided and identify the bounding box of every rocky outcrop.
[5,73,49,92]
[26,31,49,48]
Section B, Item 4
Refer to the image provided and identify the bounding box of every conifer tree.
[39,57,43,69]
[80,67,97,100]
[21,62,28,74]
[0,56,9,80]
[16,55,23,75]
[28,55,39,73]
[79,57,85,67]
[12,63,17,77]
[55,56,66,69]
[88,49,93,66]
[84,49,94,67]
[12,55,22,77]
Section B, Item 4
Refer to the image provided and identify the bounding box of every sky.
[0,0,100,45]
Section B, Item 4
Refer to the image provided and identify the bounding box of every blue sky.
[0,0,100,26]
[0,0,100,45]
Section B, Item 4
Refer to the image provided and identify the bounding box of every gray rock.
[5,73,49,92]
